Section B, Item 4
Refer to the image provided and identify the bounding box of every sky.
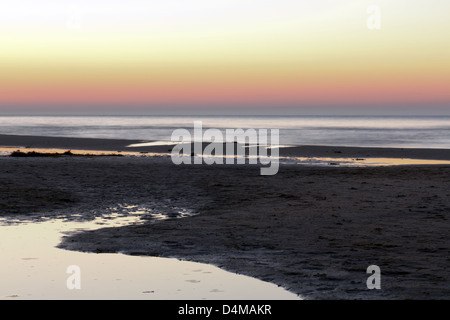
[0,0,449,115]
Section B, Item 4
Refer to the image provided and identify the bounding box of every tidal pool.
[0,213,301,300]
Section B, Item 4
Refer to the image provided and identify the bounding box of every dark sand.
[1,134,449,299]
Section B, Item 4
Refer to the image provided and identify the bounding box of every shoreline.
[2,133,450,161]
[1,134,449,299]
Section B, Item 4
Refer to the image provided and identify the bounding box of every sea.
[0,115,449,149]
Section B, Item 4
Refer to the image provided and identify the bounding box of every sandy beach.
[1,134,449,299]
[2,0,450,303]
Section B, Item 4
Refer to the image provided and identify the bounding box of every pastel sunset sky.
[0,0,449,114]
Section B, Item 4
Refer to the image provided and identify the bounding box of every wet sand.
[1,134,449,299]
[2,133,450,160]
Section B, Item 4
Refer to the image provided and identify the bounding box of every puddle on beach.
[282,157,450,167]
[2,146,450,168]
[0,207,300,300]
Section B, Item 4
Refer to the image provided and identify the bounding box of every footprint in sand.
[0,294,20,299]
[210,289,224,293]
[185,280,201,283]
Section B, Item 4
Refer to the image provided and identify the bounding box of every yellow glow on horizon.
[1,0,449,107]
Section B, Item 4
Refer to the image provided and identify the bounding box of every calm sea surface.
[0,115,449,149]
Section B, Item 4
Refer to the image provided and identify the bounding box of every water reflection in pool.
[0,210,301,300]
